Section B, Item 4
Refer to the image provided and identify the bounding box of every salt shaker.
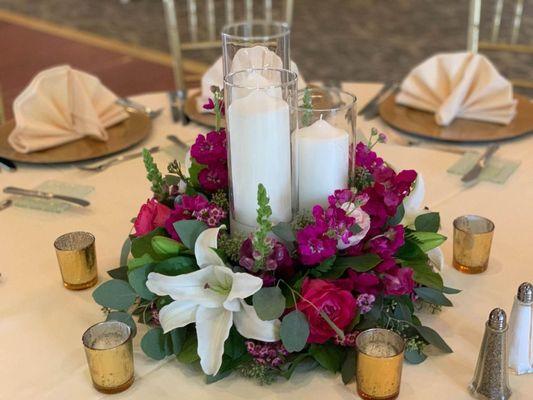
[508,282,533,375]
[469,308,512,400]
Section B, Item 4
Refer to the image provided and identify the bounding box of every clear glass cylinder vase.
[293,86,357,211]
[221,20,290,76]
[224,68,298,235]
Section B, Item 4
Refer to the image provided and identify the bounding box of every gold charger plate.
[0,111,151,164]
[379,93,533,142]
[184,92,226,129]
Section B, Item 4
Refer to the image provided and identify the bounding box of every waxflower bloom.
[297,279,357,344]
[146,226,279,376]
[133,198,172,237]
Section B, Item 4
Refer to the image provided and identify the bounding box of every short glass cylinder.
[221,20,290,76]
[224,68,298,235]
[294,87,357,211]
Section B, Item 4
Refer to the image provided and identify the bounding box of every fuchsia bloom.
[356,293,376,314]
[296,221,337,266]
[382,266,415,296]
[165,195,225,240]
[190,129,227,166]
[368,225,405,258]
[202,98,225,115]
[298,279,357,344]
[239,238,294,285]
[198,162,229,192]
[133,199,172,237]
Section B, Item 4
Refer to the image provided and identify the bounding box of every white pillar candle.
[294,119,349,210]
[228,89,292,233]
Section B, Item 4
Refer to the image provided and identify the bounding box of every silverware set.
[3,187,90,207]
[461,144,500,183]
[76,146,160,172]
[116,98,163,119]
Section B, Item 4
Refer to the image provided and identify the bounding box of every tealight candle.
[294,118,349,210]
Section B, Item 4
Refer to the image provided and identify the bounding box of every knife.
[3,187,90,207]
[358,82,397,119]
[461,144,500,183]
[0,156,16,171]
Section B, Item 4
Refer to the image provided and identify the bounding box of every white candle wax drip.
[294,118,349,210]
[228,89,292,233]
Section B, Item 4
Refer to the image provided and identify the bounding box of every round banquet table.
[1,82,532,400]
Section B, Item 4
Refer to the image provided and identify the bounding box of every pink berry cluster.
[245,341,289,368]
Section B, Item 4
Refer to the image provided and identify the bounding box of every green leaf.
[341,348,357,384]
[310,256,336,277]
[188,161,205,188]
[177,334,199,363]
[151,236,185,256]
[442,286,462,294]
[168,328,186,355]
[92,279,137,310]
[272,222,296,242]
[324,254,381,279]
[128,264,156,300]
[395,240,428,261]
[253,286,286,321]
[106,311,137,337]
[407,231,447,252]
[224,328,246,359]
[131,227,166,259]
[414,325,453,353]
[280,353,310,379]
[173,220,208,250]
[408,262,444,290]
[309,344,345,373]
[414,287,453,307]
[153,256,197,276]
[120,237,131,266]
[404,349,427,364]
[206,353,251,384]
[107,266,128,281]
[280,310,309,352]
[414,212,440,232]
[127,253,154,270]
[394,302,413,323]
[388,203,405,226]
[141,327,167,360]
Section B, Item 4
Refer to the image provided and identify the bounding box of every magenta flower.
[198,162,228,192]
[193,203,227,227]
[190,129,227,166]
[239,238,294,285]
[133,198,172,237]
[296,222,337,266]
[202,98,225,115]
[356,293,376,314]
[245,341,288,368]
[165,194,215,240]
[382,267,415,295]
[368,225,405,258]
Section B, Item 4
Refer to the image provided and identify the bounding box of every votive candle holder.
[453,215,495,274]
[54,231,98,290]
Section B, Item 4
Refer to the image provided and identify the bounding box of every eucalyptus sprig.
[143,148,167,201]
[251,183,274,271]
[210,86,224,132]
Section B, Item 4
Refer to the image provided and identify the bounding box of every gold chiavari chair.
[467,0,533,88]
[162,0,294,105]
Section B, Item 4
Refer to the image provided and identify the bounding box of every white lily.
[146,226,280,376]
[401,174,444,271]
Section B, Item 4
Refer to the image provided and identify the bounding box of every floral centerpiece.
[92,91,457,385]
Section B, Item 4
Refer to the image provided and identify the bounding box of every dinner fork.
[76,146,160,172]
[116,98,163,119]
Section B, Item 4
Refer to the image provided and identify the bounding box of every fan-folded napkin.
[8,65,128,153]
[396,52,516,126]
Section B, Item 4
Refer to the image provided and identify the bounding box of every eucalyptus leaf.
[309,344,345,373]
[341,348,357,384]
[414,287,453,307]
[272,222,296,242]
[106,311,137,337]
[120,237,132,266]
[253,286,286,321]
[140,327,167,360]
[280,310,309,352]
[442,286,462,294]
[107,266,128,281]
[127,253,154,271]
[173,220,208,250]
[414,212,440,232]
[128,263,156,300]
[92,279,137,310]
[168,328,186,355]
[280,353,309,380]
[414,325,453,353]
[404,349,427,364]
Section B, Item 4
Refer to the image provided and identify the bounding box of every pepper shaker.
[469,308,512,400]
[508,282,533,375]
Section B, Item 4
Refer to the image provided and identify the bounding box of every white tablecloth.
[1,83,532,399]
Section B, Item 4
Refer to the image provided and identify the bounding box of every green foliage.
[341,348,357,384]
[224,328,247,360]
[153,256,197,275]
[238,361,278,385]
[301,87,313,127]
[309,344,345,373]
[120,237,131,266]
[107,266,128,281]
[92,279,137,311]
[141,327,167,360]
[280,310,310,352]
[250,184,274,271]
[406,231,447,252]
[323,254,382,279]
[211,190,229,210]
[388,203,405,226]
[414,212,440,232]
[253,286,286,321]
[173,220,208,250]
[291,210,314,230]
[151,236,185,256]
[218,233,244,263]
[177,334,200,363]
[130,227,166,261]
[352,166,374,191]
[272,221,296,243]
[413,325,453,353]
[128,263,156,300]
[127,253,154,270]
[168,328,187,356]
[406,260,444,290]
[280,353,311,380]
[187,161,205,188]
[309,256,336,278]
[414,287,453,307]
[143,148,167,201]
[106,311,137,337]
[404,348,427,364]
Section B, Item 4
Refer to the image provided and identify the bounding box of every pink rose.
[298,279,357,344]
[133,199,172,237]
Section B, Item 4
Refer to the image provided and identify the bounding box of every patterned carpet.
[0,0,531,85]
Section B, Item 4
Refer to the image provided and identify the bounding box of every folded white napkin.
[8,65,128,153]
[197,46,306,112]
[396,52,516,126]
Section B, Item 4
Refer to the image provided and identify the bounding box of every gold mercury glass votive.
[453,215,495,274]
[355,328,405,400]
[82,321,134,394]
[54,231,98,289]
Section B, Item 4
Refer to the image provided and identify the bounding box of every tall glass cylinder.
[224,68,298,235]
[294,87,357,211]
[221,21,290,76]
